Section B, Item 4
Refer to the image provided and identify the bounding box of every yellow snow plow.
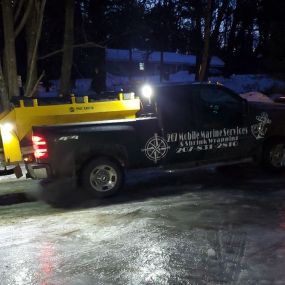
[0,93,140,177]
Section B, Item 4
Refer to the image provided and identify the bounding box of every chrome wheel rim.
[270,144,285,168]
[90,165,118,192]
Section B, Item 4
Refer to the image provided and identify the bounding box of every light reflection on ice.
[134,243,171,285]
[39,241,55,283]
[14,267,31,285]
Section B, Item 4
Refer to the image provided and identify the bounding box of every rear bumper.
[26,163,51,179]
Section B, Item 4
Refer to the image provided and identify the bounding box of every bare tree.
[60,0,75,96]
[0,0,45,109]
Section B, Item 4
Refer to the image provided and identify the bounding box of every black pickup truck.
[29,83,285,197]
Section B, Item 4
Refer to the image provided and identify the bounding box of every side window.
[197,87,243,128]
[200,88,241,105]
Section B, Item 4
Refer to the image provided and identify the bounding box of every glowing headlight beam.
[0,123,14,144]
[141,84,153,99]
[0,123,14,132]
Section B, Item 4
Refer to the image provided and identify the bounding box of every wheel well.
[257,135,285,161]
[263,136,285,148]
[75,146,127,181]
[260,135,285,171]
[251,136,285,163]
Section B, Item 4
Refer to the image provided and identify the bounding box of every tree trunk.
[60,0,75,96]
[194,17,202,80]
[24,0,46,97]
[1,0,19,99]
[198,0,212,81]
[227,0,241,54]
[211,0,229,46]
[0,60,9,111]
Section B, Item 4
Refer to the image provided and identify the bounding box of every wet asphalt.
[0,163,285,285]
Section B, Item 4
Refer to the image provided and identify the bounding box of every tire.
[81,157,124,198]
[262,139,285,172]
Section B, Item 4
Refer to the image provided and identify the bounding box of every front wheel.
[263,140,285,172]
[81,157,124,198]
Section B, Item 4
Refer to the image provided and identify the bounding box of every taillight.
[32,135,48,159]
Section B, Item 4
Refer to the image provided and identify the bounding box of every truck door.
[193,85,252,161]
[155,85,202,165]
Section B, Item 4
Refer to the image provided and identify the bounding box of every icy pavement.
[0,179,38,196]
[1,165,285,284]
[0,165,27,183]
[0,164,37,197]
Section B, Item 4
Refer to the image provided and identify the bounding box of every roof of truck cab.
[152,81,224,88]
[151,82,234,94]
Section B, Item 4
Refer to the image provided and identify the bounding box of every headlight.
[141,84,153,99]
[0,123,14,144]
[1,123,14,132]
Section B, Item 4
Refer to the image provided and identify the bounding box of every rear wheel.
[263,140,285,172]
[81,157,124,198]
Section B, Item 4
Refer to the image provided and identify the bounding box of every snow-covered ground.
[0,164,27,183]
[0,165,37,196]
[38,72,285,97]
[1,166,285,284]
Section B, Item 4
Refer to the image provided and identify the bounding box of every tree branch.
[14,0,25,23]
[38,42,105,60]
[211,0,230,43]
[14,0,34,37]
[25,71,44,97]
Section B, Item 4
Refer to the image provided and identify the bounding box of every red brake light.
[32,135,48,159]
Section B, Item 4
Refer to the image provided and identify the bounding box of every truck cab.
[148,83,256,166]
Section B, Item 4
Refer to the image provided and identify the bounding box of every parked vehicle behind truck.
[29,83,285,198]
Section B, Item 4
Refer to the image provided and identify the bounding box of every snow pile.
[37,72,285,97]
[240,92,274,103]
[37,79,59,97]
[209,74,285,94]
[106,72,285,94]
[169,71,196,82]
[73,79,93,96]
[106,48,224,67]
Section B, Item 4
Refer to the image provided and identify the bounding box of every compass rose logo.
[142,133,170,163]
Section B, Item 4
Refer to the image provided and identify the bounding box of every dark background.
[1,0,285,93]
